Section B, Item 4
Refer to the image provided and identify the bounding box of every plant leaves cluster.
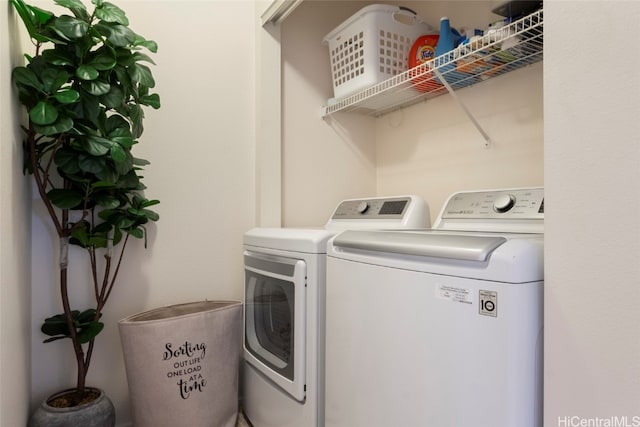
[42,309,103,344]
[12,0,160,247]
[10,0,161,374]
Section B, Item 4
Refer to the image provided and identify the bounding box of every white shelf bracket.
[433,69,491,148]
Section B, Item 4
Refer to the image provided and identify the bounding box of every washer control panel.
[441,188,544,220]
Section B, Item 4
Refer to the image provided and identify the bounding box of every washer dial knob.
[493,194,516,213]
[356,201,369,214]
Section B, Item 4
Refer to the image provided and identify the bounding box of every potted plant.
[10,0,160,424]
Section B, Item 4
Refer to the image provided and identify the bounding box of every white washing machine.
[242,196,430,427]
[325,188,544,427]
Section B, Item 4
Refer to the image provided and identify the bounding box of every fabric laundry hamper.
[118,301,242,427]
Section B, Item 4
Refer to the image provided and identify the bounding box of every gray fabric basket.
[119,301,242,427]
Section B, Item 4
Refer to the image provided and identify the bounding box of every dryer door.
[244,251,307,402]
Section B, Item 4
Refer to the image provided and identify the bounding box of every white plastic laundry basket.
[323,4,436,99]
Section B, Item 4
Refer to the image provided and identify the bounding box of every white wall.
[255,1,284,227]
[281,1,377,227]
[544,1,640,423]
[281,1,542,226]
[0,3,32,426]
[377,62,543,221]
[374,1,543,221]
[24,1,256,425]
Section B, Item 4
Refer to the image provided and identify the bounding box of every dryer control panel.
[326,195,430,230]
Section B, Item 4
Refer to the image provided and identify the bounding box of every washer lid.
[333,230,507,262]
[244,227,335,253]
[328,229,543,283]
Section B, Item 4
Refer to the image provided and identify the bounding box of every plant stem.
[104,234,129,305]
[59,237,87,402]
[27,125,63,237]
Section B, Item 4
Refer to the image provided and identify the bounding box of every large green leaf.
[33,116,74,136]
[111,136,134,149]
[29,101,58,125]
[133,35,158,53]
[133,157,150,166]
[28,4,55,25]
[95,166,118,183]
[105,114,130,135]
[41,315,104,344]
[82,79,111,96]
[112,65,131,89]
[76,321,104,344]
[139,93,160,109]
[129,63,155,88]
[132,52,155,65]
[95,22,136,47]
[12,66,43,91]
[41,68,70,93]
[142,208,159,222]
[88,46,117,70]
[41,49,75,66]
[127,227,144,239]
[94,194,120,209]
[77,309,98,324]
[91,180,117,189]
[111,145,133,175]
[54,0,89,20]
[100,85,124,108]
[53,15,89,39]
[128,103,144,138]
[114,48,134,67]
[9,0,55,43]
[41,310,102,343]
[54,148,81,174]
[141,199,160,208]
[43,335,67,343]
[78,153,107,174]
[70,220,90,246]
[47,188,84,208]
[76,64,99,80]
[73,93,100,123]
[41,315,70,338]
[53,88,80,104]
[116,169,142,190]
[110,144,127,164]
[95,2,128,25]
[83,135,112,156]
[97,208,118,221]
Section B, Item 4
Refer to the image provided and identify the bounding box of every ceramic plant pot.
[119,300,242,427]
[28,387,115,427]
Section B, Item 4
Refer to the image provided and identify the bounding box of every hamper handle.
[398,6,417,15]
[394,6,422,26]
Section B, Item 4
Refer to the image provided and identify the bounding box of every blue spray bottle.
[435,17,458,58]
[434,17,464,86]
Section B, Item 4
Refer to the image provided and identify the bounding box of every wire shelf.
[321,8,543,118]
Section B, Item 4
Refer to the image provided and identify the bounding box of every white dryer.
[242,196,430,427]
[325,188,544,427]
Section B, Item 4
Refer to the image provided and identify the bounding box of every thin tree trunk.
[59,236,87,403]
